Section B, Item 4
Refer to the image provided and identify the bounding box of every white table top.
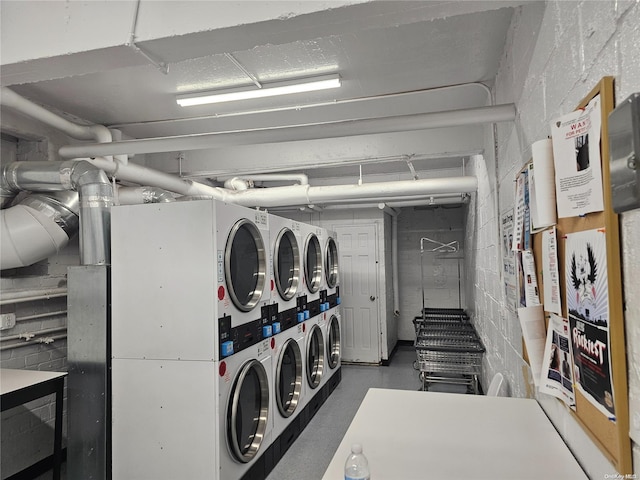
[322,388,587,480]
[0,368,67,395]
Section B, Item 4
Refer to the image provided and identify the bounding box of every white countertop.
[0,368,67,395]
[322,388,587,480]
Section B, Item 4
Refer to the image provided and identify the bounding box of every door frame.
[330,220,383,363]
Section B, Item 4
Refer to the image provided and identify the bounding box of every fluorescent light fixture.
[177,74,341,107]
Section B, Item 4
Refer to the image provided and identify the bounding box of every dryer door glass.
[325,237,339,289]
[304,234,322,293]
[327,314,341,369]
[228,359,269,463]
[306,324,324,389]
[226,219,266,312]
[276,338,303,417]
[275,228,300,301]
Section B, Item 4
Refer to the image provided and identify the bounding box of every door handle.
[370,296,376,301]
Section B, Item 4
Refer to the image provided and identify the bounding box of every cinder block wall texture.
[465,1,640,477]
[1,128,78,478]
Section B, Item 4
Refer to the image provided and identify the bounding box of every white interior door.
[334,224,380,363]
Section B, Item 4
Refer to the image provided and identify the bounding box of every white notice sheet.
[550,95,604,218]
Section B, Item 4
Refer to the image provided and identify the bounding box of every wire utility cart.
[413,308,485,394]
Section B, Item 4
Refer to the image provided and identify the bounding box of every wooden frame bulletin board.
[530,77,632,474]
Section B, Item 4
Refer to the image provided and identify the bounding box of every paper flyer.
[501,210,518,312]
[542,227,562,315]
[512,171,526,251]
[530,139,557,230]
[565,228,615,418]
[518,305,546,387]
[523,168,531,251]
[550,95,604,218]
[522,250,540,307]
[540,314,576,409]
[566,229,608,328]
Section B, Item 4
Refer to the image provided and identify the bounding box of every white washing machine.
[300,223,324,319]
[216,201,274,341]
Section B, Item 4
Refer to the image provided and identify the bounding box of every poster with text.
[570,317,615,417]
[501,210,518,312]
[565,228,614,417]
[550,95,604,217]
[540,314,576,409]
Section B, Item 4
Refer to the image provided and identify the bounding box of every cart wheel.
[413,361,419,370]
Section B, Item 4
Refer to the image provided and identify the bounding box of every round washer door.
[304,234,322,293]
[274,228,300,301]
[306,324,325,389]
[327,314,341,369]
[324,237,339,289]
[227,359,270,463]
[225,219,267,312]
[276,338,303,417]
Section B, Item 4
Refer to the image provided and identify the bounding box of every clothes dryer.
[270,319,307,458]
[218,336,274,480]
[216,201,274,339]
[319,231,341,314]
[324,307,342,394]
[112,340,274,480]
[303,312,327,411]
[269,214,303,332]
[300,223,324,318]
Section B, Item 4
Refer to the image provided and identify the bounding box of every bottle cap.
[351,443,362,454]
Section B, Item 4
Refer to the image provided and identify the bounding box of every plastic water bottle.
[344,443,370,480]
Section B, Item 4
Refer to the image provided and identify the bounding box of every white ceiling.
[1,0,525,184]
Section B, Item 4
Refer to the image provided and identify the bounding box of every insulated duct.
[1,161,113,268]
[116,186,175,205]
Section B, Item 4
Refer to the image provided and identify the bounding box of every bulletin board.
[530,77,632,474]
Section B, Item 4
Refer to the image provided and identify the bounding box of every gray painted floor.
[266,344,423,480]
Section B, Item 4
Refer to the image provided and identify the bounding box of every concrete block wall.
[466,1,640,477]
[397,206,466,341]
[1,122,80,478]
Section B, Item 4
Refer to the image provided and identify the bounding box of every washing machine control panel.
[218,303,279,360]
[322,286,341,309]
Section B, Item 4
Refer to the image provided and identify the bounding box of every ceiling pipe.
[86,157,226,200]
[391,211,400,317]
[1,161,112,268]
[57,104,516,158]
[220,173,309,186]
[0,88,130,168]
[225,176,476,208]
[223,177,251,191]
[1,88,111,144]
[270,194,469,212]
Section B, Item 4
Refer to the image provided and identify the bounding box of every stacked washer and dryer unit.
[110,199,340,480]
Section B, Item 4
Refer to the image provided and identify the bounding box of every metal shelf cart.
[413,310,485,394]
